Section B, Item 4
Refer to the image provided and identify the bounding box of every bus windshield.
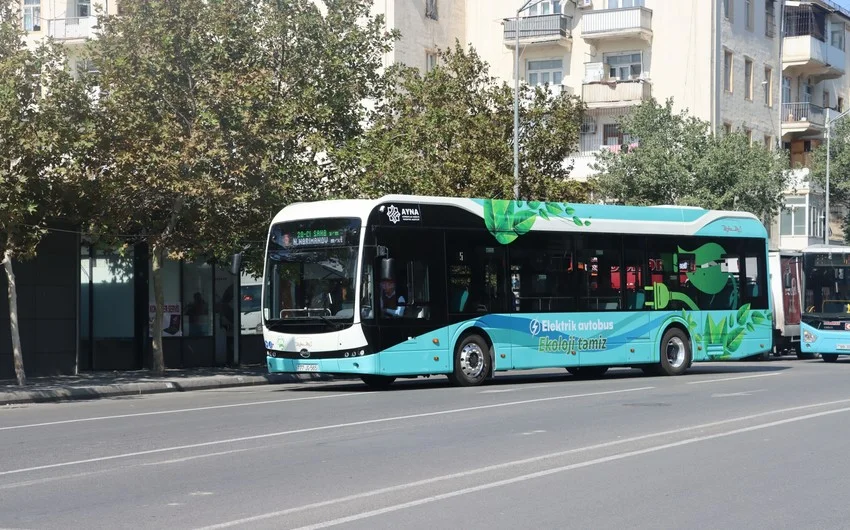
[264,218,361,331]
[804,253,850,315]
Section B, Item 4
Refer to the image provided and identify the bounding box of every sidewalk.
[0,366,341,406]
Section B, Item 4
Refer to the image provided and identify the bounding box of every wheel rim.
[460,342,486,379]
[666,337,686,368]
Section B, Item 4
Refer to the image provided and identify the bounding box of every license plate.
[837,345,850,350]
[296,364,320,372]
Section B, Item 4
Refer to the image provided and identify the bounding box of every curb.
[0,373,340,406]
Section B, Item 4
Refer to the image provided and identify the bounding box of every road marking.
[196,396,850,529]
[287,405,850,530]
[479,389,515,394]
[711,389,768,398]
[686,373,782,385]
[0,386,653,478]
[0,392,375,432]
[142,447,257,466]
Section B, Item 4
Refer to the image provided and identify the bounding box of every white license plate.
[837,345,850,350]
[296,364,320,372]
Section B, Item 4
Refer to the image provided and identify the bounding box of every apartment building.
[776,0,850,249]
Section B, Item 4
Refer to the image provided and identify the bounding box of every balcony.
[782,102,825,136]
[581,7,652,43]
[783,35,845,81]
[504,14,573,50]
[47,17,97,42]
[582,79,651,109]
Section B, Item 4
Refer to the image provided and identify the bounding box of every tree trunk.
[150,243,166,374]
[2,249,26,386]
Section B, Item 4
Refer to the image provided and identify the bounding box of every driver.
[380,278,406,317]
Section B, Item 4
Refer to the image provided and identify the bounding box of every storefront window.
[91,248,135,338]
[148,257,182,337]
[240,272,263,335]
[183,260,213,337]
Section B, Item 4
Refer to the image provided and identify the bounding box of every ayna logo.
[386,205,401,224]
[529,319,541,336]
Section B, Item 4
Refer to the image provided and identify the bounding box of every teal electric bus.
[261,195,772,388]
[799,244,850,362]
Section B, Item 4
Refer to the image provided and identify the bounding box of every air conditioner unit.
[578,0,592,8]
[581,119,597,134]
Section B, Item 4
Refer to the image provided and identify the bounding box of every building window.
[607,0,644,8]
[529,0,561,15]
[425,0,438,20]
[724,50,733,92]
[764,66,773,106]
[746,0,753,30]
[603,123,631,146]
[605,52,642,80]
[183,261,213,337]
[23,0,40,31]
[764,135,773,149]
[77,0,91,17]
[426,51,437,73]
[745,58,753,100]
[803,81,812,103]
[824,89,831,109]
[765,0,776,37]
[724,0,733,20]
[723,122,733,135]
[831,25,845,50]
[527,58,563,86]
[840,97,845,112]
[780,197,807,236]
[744,127,753,145]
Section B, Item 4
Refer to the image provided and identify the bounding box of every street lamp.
[825,107,850,245]
[513,0,547,200]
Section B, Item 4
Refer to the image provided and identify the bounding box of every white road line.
[686,372,782,385]
[196,396,850,529]
[0,386,653,478]
[0,392,374,432]
[287,405,850,530]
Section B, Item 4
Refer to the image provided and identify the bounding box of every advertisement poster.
[781,257,802,325]
[148,303,182,337]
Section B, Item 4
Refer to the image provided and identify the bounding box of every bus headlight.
[804,330,817,343]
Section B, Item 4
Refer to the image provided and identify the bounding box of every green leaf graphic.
[512,210,537,235]
[695,333,703,343]
[736,304,751,326]
[538,208,550,221]
[726,327,745,352]
[573,215,584,226]
[483,200,496,233]
[751,312,766,325]
[584,220,591,226]
[546,203,563,216]
[746,323,755,333]
[565,206,576,215]
[528,201,541,209]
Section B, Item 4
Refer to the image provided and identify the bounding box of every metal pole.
[513,9,521,201]
[826,120,831,245]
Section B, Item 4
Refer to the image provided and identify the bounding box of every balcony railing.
[47,17,96,41]
[504,14,572,46]
[782,102,825,127]
[582,80,651,107]
[581,7,652,41]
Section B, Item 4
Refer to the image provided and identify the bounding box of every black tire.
[657,327,692,376]
[567,366,609,378]
[448,334,492,387]
[822,354,839,363]
[797,350,817,360]
[360,374,396,389]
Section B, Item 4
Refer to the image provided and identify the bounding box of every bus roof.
[801,244,850,254]
[271,195,767,239]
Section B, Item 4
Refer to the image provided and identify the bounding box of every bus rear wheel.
[360,375,396,389]
[449,334,491,387]
[655,328,692,376]
[823,354,839,363]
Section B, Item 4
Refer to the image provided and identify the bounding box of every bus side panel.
[374,327,451,376]
[647,310,773,362]
[445,318,514,372]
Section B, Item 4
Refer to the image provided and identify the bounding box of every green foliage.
[812,118,850,242]
[85,0,395,264]
[590,98,788,221]
[0,0,90,260]
[339,42,593,203]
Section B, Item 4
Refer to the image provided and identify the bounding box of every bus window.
[623,239,646,310]
[576,234,622,311]
[508,232,575,313]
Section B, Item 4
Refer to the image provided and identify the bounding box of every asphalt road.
[3,357,850,529]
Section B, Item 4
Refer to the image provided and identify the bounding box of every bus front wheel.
[655,328,692,376]
[449,334,491,387]
[360,375,396,389]
[823,354,839,363]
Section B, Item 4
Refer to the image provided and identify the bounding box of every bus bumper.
[267,355,379,375]
[800,322,850,356]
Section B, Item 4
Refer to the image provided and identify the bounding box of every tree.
[0,0,92,385]
[591,98,788,221]
[84,0,393,373]
[339,42,591,202]
[811,118,850,242]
